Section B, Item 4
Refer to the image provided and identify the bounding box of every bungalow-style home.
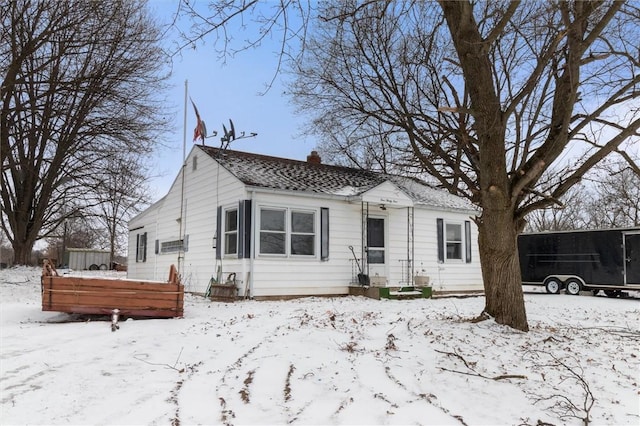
[127,146,483,297]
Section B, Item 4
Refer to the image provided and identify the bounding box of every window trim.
[223,207,239,256]
[257,206,319,258]
[136,232,147,263]
[444,221,464,262]
[258,207,287,256]
[290,210,316,257]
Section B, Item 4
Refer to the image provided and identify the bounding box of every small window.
[224,208,238,255]
[136,232,147,262]
[291,211,315,256]
[192,155,198,171]
[445,223,463,261]
[260,208,286,255]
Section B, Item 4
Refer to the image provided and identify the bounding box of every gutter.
[246,185,477,215]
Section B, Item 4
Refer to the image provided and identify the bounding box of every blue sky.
[148,1,316,201]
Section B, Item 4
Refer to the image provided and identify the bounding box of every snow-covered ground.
[1,266,638,425]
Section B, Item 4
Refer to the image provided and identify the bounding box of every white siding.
[128,147,246,291]
[128,148,483,295]
[413,209,482,292]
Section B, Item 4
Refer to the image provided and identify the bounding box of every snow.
[1,266,639,425]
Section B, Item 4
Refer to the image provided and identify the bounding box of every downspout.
[178,80,188,278]
[249,190,256,298]
[155,208,159,280]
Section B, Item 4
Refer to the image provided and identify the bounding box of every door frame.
[623,231,640,285]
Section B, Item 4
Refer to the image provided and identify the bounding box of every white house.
[127,146,483,297]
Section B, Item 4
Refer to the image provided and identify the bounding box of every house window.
[260,208,286,255]
[136,232,147,262]
[258,207,318,257]
[445,223,463,260]
[192,155,198,171]
[438,218,472,263]
[224,208,238,255]
[291,211,315,255]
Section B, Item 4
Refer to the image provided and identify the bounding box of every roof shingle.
[199,146,476,211]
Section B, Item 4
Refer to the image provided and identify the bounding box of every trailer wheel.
[544,278,561,294]
[89,264,99,270]
[99,264,108,270]
[565,278,582,295]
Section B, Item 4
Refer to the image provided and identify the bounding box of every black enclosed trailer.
[518,227,640,296]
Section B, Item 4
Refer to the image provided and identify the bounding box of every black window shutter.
[238,201,245,258]
[321,207,329,260]
[142,232,147,262]
[154,239,159,254]
[136,234,140,263]
[216,206,222,260]
[243,200,252,259]
[436,218,444,262]
[237,200,252,259]
[465,220,472,263]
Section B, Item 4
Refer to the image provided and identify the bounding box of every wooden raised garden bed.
[41,260,184,318]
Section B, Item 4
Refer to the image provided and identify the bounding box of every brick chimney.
[306,150,322,164]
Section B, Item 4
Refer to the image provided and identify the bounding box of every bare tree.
[44,216,104,266]
[526,159,640,232]
[1,0,170,264]
[173,1,638,331]
[90,154,151,267]
[584,160,640,228]
[289,1,639,331]
[525,185,590,232]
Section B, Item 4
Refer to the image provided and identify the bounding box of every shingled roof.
[198,146,476,212]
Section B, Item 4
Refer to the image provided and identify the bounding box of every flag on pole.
[190,98,207,143]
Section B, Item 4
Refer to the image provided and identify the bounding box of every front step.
[379,286,432,300]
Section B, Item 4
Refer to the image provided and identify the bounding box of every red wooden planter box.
[41,261,184,318]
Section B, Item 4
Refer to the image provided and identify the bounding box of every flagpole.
[182,79,188,164]
[178,79,188,276]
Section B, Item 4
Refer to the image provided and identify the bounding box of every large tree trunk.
[13,239,36,265]
[478,210,528,332]
[439,1,530,331]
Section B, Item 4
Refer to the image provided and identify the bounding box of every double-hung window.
[291,211,315,255]
[260,208,287,255]
[258,207,316,257]
[224,208,238,255]
[437,218,472,263]
[445,223,463,261]
[136,232,147,262]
